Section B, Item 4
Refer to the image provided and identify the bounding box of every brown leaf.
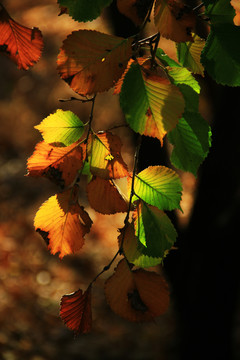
[57,30,132,95]
[104,259,169,322]
[154,0,196,42]
[117,0,153,26]
[87,176,128,214]
[60,287,92,334]
[0,4,43,69]
[27,141,86,188]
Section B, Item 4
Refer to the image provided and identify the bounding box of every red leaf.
[0,4,43,69]
[60,287,92,334]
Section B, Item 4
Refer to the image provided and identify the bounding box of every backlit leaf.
[60,287,92,334]
[58,0,113,22]
[154,0,196,42]
[120,61,184,144]
[117,0,152,26]
[132,166,182,211]
[177,34,205,76]
[231,0,240,25]
[87,176,128,214]
[27,141,85,188]
[168,112,211,175]
[133,201,177,253]
[57,30,132,95]
[87,132,128,179]
[105,259,169,322]
[34,187,92,259]
[35,110,85,147]
[0,4,43,70]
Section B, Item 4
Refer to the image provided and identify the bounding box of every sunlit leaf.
[57,30,132,95]
[117,0,152,26]
[168,112,211,175]
[105,259,169,322]
[177,34,205,76]
[0,4,43,69]
[132,166,182,211]
[34,187,92,259]
[35,110,85,147]
[58,0,113,22]
[154,0,196,42]
[231,0,240,25]
[27,141,85,188]
[60,287,92,334]
[87,176,128,214]
[87,132,128,179]
[120,61,185,144]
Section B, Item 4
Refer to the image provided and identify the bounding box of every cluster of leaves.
[1,0,239,334]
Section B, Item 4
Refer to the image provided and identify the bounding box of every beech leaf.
[57,30,132,95]
[34,187,92,259]
[27,141,85,188]
[177,34,205,76]
[132,166,182,211]
[35,110,85,147]
[87,131,128,179]
[60,287,92,334]
[120,61,185,144]
[58,0,113,22]
[117,0,152,26]
[105,259,169,322]
[87,176,128,214]
[154,0,196,43]
[0,4,43,70]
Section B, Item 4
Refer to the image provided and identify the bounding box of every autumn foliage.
[1,0,240,335]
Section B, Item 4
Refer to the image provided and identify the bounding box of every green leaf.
[167,66,200,94]
[168,112,212,176]
[201,24,240,86]
[177,34,205,76]
[58,0,113,22]
[132,202,177,260]
[35,110,85,146]
[156,48,181,68]
[203,0,235,24]
[132,166,182,211]
[120,61,184,143]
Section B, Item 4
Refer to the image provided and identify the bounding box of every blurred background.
[0,1,239,360]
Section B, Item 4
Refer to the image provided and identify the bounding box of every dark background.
[0,1,239,359]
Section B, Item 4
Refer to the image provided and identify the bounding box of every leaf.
[87,176,128,214]
[154,0,196,42]
[105,259,169,322]
[120,221,173,268]
[0,4,43,70]
[132,201,177,254]
[27,141,85,188]
[34,187,92,259]
[201,24,240,86]
[60,287,92,334]
[58,0,113,22]
[177,34,205,76]
[231,0,240,25]
[132,166,182,211]
[57,30,133,95]
[87,131,128,179]
[117,0,152,26]
[120,61,185,144]
[168,112,212,175]
[35,110,85,147]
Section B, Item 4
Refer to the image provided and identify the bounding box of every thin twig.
[58,96,94,103]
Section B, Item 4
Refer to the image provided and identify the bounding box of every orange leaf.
[27,141,86,188]
[87,176,128,214]
[154,0,196,42]
[231,0,240,25]
[0,4,43,69]
[105,259,169,322]
[117,0,152,26]
[60,287,92,334]
[57,30,133,95]
[88,132,129,179]
[34,187,92,259]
